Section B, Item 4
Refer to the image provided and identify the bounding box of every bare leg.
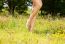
[29,15,37,32]
[26,0,42,32]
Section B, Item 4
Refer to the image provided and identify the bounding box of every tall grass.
[0,15,65,44]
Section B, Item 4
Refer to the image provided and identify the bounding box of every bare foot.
[26,19,31,31]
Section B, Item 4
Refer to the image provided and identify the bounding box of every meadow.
[0,15,65,44]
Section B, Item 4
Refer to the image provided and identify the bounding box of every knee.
[38,2,42,8]
[36,1,42,9]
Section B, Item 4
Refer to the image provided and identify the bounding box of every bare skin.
[26,0,42,32]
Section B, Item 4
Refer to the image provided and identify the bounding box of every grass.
[0,15,65,44]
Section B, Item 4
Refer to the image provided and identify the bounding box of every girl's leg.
[26,0,42,32]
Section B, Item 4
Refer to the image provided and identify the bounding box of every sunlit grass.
[0,15,65,44]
